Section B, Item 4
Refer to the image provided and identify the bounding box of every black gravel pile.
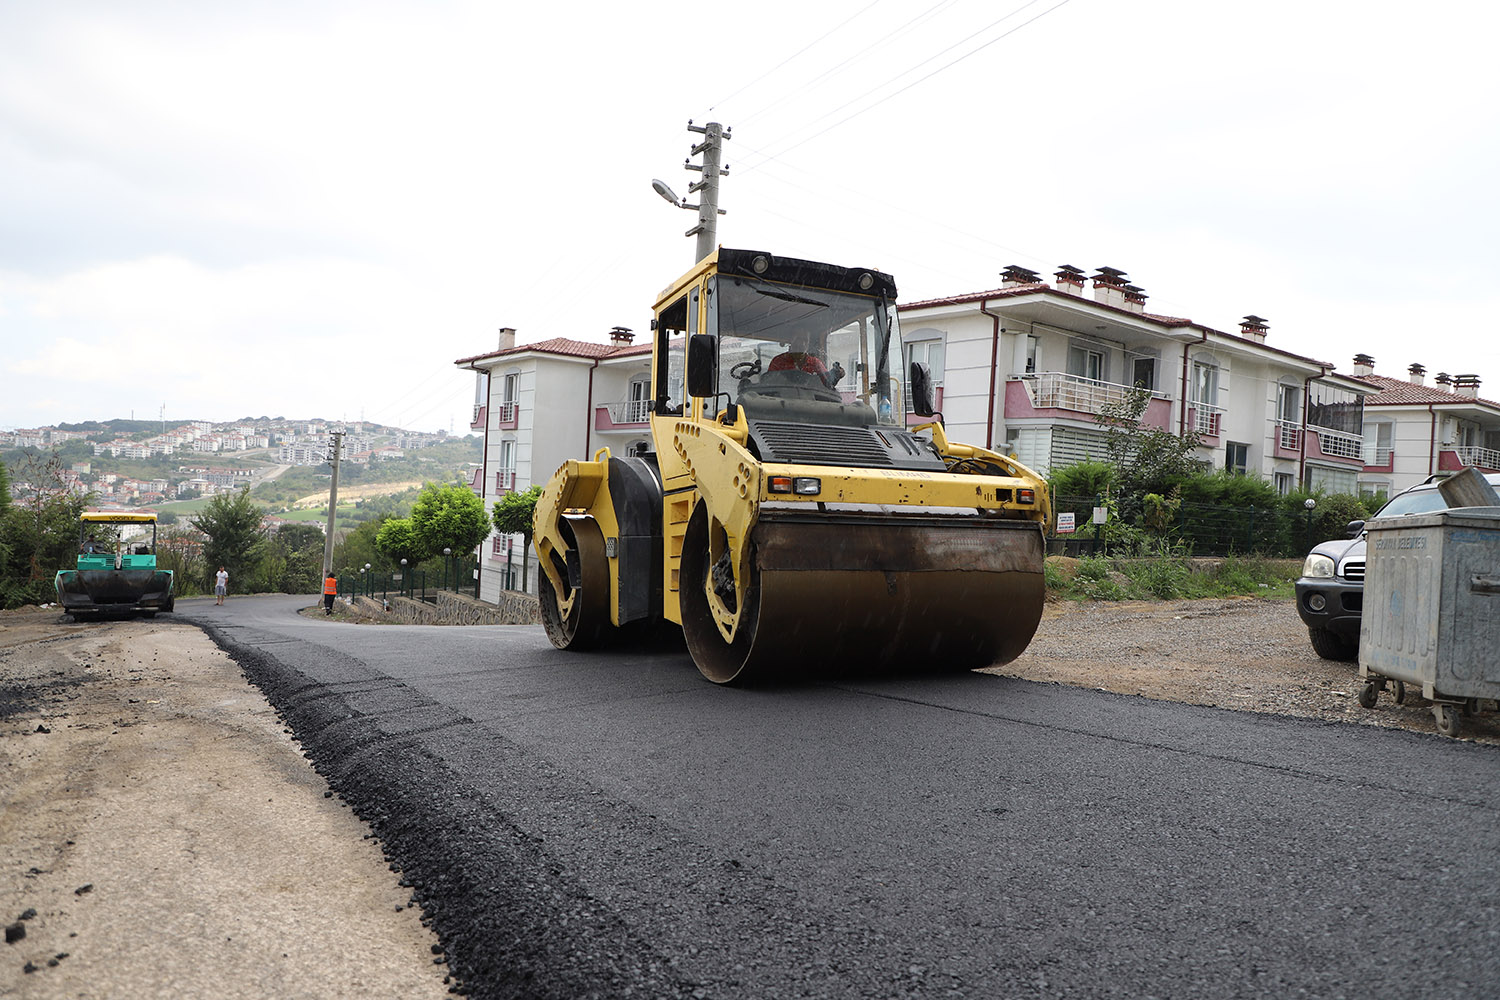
[197,621,700,1000]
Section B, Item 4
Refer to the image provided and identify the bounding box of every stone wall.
[350,590,540,626]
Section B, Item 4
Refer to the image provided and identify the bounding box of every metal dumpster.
[1358,504,1500,737]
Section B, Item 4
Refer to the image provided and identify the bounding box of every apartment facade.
[897,265,1371,495]
[1350,357,1500,497]
[456,326,652,602]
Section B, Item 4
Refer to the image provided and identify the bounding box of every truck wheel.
[538,517,610,651]
[1308,626,1356,661]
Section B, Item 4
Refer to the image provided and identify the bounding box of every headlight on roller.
[1302,554,1336,578]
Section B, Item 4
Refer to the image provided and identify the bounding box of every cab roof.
[81,511,158,524]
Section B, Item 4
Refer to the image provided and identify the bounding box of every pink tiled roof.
[455,337,650,367]
[1357,373,1500,408]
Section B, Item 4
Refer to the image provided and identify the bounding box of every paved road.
[178,596,1500,1000]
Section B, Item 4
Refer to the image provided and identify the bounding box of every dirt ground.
[0,609,451,999]
[987,595,1500,744]
[289,480,424,508]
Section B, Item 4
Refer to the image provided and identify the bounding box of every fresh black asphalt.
[178,595,1500,999]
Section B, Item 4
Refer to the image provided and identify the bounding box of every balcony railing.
[1275,420,1302,451]
[1312,427,1363,460]
[494,469,516,495]
[1364,444,1394,466]
[1453,445,1500,470]
[1015,371,1169,416]
[470,404,486,430]
[1188,402,1224,437]
[495,401,518,427]
[606,399,652,424]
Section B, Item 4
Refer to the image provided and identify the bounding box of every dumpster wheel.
[1433,703,1462,738]
[1357,681,1379,710]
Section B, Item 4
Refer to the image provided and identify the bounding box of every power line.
[706,0,886,114]
[742,0,1071,170]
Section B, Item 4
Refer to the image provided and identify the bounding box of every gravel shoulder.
[987,595,1500,744]
[0,608,451,999]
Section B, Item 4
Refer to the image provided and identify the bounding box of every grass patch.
[1047,555,1300,602]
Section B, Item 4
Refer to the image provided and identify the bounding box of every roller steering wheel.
[730,359,762,379]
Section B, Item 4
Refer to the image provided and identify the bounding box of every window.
[1025,335,1040,374]
[1191,361,1219,406]
[626,377,651,422]
[1275,472,1295,495]
[905,339,944,385]
[1067,344,1105,382]
[1277,383,1300,423]
[1132,357,1156,391]
[1225,442,1249,475]
[654,296,688,415]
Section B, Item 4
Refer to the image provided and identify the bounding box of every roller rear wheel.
[538,517,611,651]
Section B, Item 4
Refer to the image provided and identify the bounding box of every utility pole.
[322,431,343,578]
[684,121,730,263]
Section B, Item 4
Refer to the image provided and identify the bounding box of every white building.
[456,326,650,602]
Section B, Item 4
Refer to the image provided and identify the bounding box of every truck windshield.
[712,275,904,426]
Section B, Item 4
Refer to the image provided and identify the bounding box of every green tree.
[409,482,491,559]
[0,452,92,608]
[1097,386,1209,495]
[375,517,425,567]
[270,523,325,594]
[333,517,390,577]
[492,485,543,591]
[190,488,266,594]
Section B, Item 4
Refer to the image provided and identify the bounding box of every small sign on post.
[1056,512,1076,535]
[1092,506,1108,525]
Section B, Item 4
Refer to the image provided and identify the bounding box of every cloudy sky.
[3,0,1497,434]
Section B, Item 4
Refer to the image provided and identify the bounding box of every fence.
[1054,494,1343,558]
[341,556,480,607]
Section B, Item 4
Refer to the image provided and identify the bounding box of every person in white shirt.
[215,566,229,605]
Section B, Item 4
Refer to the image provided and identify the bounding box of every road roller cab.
[533,248,1051,683]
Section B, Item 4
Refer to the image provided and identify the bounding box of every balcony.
[1006,373,1173,429]
[494,401,518,429]
[470,404,486,431]
[1363,444,1394,472]
[1439,445,1500,472]
[494,469,517,495]
[1310,427,1363,462]
[595,398,651,431]
[1187,402,1224,438]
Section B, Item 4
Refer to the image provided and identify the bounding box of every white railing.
[1452,445,1500,470]
[1313,427,1364,460]
[605,399,652,423]
[495,401,518,424]
[1364,444,1393,466]
[1189,402,1224,437]
[1275,420,1303,451]
[1015,371,1169,415]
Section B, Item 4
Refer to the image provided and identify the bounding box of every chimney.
[1053,264,1086,295]
[608,325,634,345]
[1000,265,1042,288]
[1435,372,1453,391]
[1239,315,1269,343]
[1453,373,1481,398]
[1091,267,1128,308]
[1408,363,1426,385]
[1352,353,1375,377]
[498,327,517,351]
[1123,285,1147,314]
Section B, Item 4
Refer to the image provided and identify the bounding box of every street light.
[1304,497,1316,548]
[363,562,371,597]
[400,557,408,599]
[443,547,452,593]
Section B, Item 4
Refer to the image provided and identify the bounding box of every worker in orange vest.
[322,572,338,615]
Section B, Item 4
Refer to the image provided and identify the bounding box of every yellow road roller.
[534,248,1050,683]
